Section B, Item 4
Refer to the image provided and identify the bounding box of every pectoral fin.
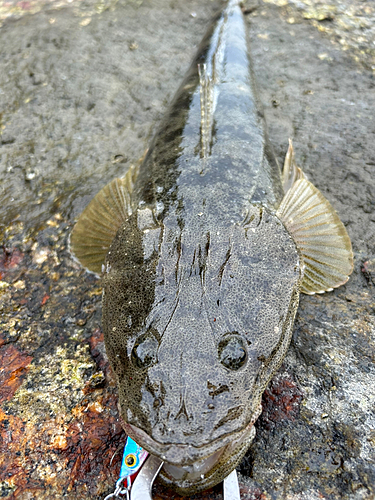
[70,167,136,274]
[277,143,353,295]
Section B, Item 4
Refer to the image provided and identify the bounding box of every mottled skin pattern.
[102,1,301,495]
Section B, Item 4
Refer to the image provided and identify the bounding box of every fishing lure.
[105,437,240,499]
[104,437,148,499]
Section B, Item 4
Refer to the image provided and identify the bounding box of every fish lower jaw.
[124,408,261,495]
[162,445,226,482]
[159,421,257,495]
[162,421,255,481]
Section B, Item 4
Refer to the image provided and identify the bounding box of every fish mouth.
[123,404,261,490]
[160,422,255,484]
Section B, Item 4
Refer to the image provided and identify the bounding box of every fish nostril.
[153,398,162,409]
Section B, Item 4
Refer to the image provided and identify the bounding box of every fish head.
[102,204,302,494]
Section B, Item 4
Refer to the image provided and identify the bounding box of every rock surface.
[0,0,374,498]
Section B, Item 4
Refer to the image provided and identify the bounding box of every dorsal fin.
[198,63,214,159]
[282,139,306,192]
[70,166,137,274]
[277,142,353,295]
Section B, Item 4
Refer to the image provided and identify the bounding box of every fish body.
[71,0,353,495]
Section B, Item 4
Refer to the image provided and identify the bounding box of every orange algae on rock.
[0,320,125,498]
[0,344,32,404]
[0,390,125,498]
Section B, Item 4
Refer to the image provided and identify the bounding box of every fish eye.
[131,332,159,369]
[218,334,247,370]
[125,453,137,467]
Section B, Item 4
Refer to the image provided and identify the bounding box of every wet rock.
[362,259,375,287]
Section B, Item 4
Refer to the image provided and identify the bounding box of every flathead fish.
[71,0,353,495]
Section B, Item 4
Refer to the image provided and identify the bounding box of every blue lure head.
[118,436,148,486]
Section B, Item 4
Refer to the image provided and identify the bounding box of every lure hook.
[103,477,130,500]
